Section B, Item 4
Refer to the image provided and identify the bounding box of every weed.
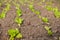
[44,26,53,36]
[8,28,23,40]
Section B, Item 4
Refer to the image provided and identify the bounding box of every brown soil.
[0,0,60,40]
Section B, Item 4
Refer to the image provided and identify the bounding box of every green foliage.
[16,9,22,17]
[4,3,10,11]
[15,17,23,26]
[8,28,23,40]
[29,4,35,12]
[35,11,41,15]
[16,33,22,38]
[53,7,58,12]
[47,30,53,36]
[53,7,60,18]
[29,4,34,9]
[44,26,50,30]
[0,3,10,19]
[45,5,60,18]
[45,6,53,11]
[29,4,41,15]
[54,11,60,18]
[41,17,49,23]
[44,26,53,36]
[0,13,6,19]
[14,3,23,26]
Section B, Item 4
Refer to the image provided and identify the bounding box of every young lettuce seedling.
[14,3,22,17]
[0,13,6,19]
[35,11,41,15]
[15,17,23,26]
[54,11,60,18]
[16,8,22,17]
[8,28,23,40]
[29,4,41,15]
[29,4,35,12]
[5,3,10,11]
[45,5,60,18]
[44,26,53,36]
[45,6,53,11]
[53,7,60,18]
[41,17,49,23]
[0,3,10,19]
[53,7,58,12]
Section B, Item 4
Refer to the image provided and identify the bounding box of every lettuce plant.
[45,5,60,18]
[8,28,23,40]
[53,7,60,18]
[15,17,23,26]
[35,11,41,15]
[41,17,49,23]
[44,26,53,36]
[45,6,53,11]
[0,3,10,19]
[29,4,35,12]
[16,8,22,17]
[0,13,6,19]
[54,11,60,18]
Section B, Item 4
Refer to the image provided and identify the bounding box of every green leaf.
[16,9,22,17]
[35,11,41,15]
[9,37,14,40]
[4,3,10,12]
[8,28,22,40]
[41,17,49,23]
[29,4,34,9]
[44,26,50,31]
[15,17,23,25]
[29,4,35,12]
[54,10,60,18]
[53,7,58,12]
[45,6,53,11]
[16,33,23,38]
[48,30,53,36]
[52,7,60,18]
[8,29,19,37]
[44,26,53,36]
[0,13,6,19]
